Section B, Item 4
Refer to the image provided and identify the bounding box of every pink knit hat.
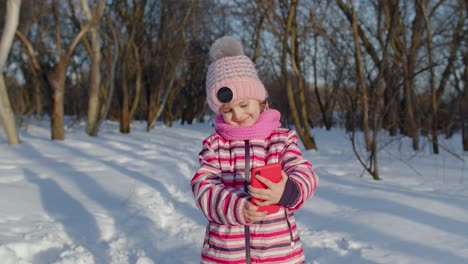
[206,36,267,114]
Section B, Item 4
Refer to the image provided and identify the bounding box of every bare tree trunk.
[420,2,439,153]
[290,8,317,149]
[313,34,331,129]
[146,0,167,130]
[95,28,118,132]
[381,1,421,149]
[46,61,67,140]
[32,73,43,118]
[281,1,303,145]
[146,65,166,130]
[119,27,136,134]
[336,0,389,141]
[152,66,177,127]
[146,91,160,130]
[367,66,389,180]
[146,0,193,131]
[463,51,468,151]
[129,43,142,120]
[407,4,425,150]
[402,65,419,149]
[382,68,399,136]
[163,84,181,127]
[83,0,105,136]
[15,31,44,118]
[117,0,147,133]
[46,1,91,140]
[350,0,371,151]
[118,43,142,133]
[0,75,20,144]
[378,2,401,138]
[277,0,316,150]
[120,60,130,133]
[421,1,463,152]
[0,0,21,145]
[281,1,302,136]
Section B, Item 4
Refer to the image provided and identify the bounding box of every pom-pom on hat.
[206,36,267,114]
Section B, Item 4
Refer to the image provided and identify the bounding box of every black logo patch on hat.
[217,87,233,103]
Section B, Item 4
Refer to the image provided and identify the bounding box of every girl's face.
[220,98,264,127]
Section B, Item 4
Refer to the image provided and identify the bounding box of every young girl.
[190,36,318,264]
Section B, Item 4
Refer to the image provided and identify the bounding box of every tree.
[310,4,338,130]
[334,0,399,179]
[16,0,92,140]
[80,0,106,136]
[146,0,194,130]
[420,0,465,154]
[46,1,93,140]
[113,0,147,133]
[350,0,371,151]
[287,0,317,150]
[0,0,21,145]
[264,0,317,150]
[93,23,118,134]
[462,51,468,151]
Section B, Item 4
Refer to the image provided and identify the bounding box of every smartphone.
[249,163,282,214]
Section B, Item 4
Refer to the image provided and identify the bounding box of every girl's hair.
[261,100,270,112]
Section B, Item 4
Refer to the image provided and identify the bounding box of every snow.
[0,118,467,264]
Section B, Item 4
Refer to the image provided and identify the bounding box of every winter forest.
[1,1,468,263]
[1,1,467,180]
[1,0,467,182]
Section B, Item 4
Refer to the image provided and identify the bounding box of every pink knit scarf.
[214,109,281,140]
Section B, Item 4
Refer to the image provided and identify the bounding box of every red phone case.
[250,163,282,214]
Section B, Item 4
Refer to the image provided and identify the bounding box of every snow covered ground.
[0,118,467,264]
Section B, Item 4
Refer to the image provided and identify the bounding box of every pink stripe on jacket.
[191,128,318,263]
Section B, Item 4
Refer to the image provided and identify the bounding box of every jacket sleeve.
[279,130,318,210]
[190,137,249,226]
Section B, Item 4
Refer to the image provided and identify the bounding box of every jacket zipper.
[244,140,251,264]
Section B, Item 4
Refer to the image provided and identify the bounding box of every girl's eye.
[240,104,248,108]
[222,109,232,113]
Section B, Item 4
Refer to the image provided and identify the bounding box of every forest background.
[0,0,467,180]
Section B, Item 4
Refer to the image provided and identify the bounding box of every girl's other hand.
[244,201,267,223]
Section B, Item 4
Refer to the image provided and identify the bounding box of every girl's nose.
[232,109,242,120]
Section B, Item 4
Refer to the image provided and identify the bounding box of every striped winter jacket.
[191,128,318,263]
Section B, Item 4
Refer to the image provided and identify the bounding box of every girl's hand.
[248,171,288,206]
[244,201,267,223]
